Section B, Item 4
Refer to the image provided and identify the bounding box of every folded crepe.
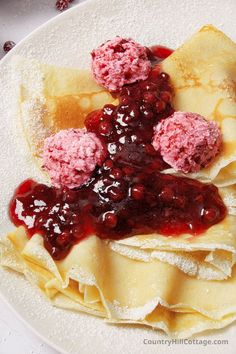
[12,56,117,160]
[162,25,236,186]
[1,226,236,338]
[1,24,236,338]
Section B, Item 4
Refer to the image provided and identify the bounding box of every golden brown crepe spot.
[43,67,103,97]
[219,142,236,160]
[200,25,218,33]
[91,92,112,108]
[14,57,117,158]
[53,95,92,131]
[210,98,225,122]
[210,144,232,165]
[84,285,101,304]
[214,162,236,186]
[79,96,91,110]
[209,98,236,128]
[221,118,236,141]
[42,91,117,134]
[178,67,201,88]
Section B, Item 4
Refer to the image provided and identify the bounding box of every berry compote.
[9,52,227,260]
[146,45,173,64]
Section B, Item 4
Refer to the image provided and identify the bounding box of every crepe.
[1,226,236,338]
[1,25,236,338]
[161,25,236,185]
[111,214,236,280]
[12,56,117,160]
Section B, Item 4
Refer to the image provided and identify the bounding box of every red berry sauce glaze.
[9,49,227,260]
[146,45,174,64]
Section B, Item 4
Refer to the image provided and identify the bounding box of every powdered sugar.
[108,242,229,280]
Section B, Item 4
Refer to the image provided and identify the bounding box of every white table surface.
[0,1,84,353]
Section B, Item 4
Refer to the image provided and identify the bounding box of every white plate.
[1,0,236,353]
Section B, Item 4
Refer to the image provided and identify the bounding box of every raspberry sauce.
[9,54,227,260]
[146,45,173,64]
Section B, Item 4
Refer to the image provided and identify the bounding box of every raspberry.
[3,41,16,53]
[55,0,72,11]
[131,184,145,200]
[103,212,118,228]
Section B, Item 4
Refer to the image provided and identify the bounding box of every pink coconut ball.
[91,37,151,91]
[152,111,222,173]
[43,128,106,189]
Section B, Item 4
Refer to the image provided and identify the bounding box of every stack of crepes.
[1,25,236,338]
